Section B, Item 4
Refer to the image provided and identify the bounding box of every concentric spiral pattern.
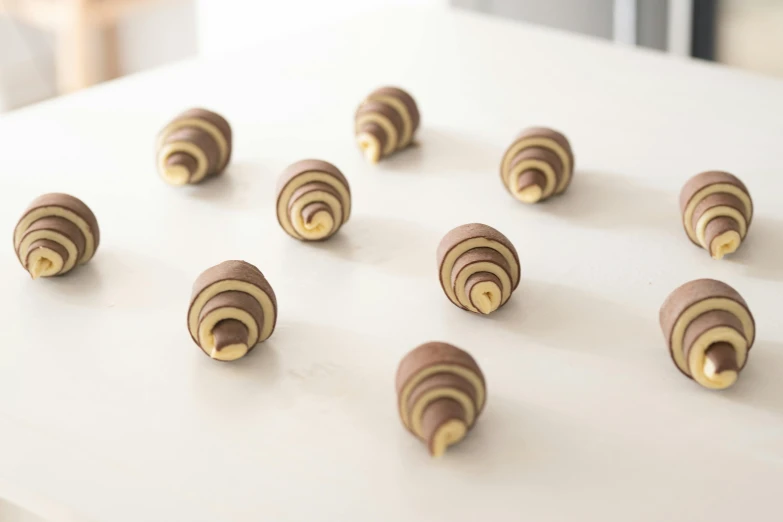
[188,260,277,362]
[437,223,520,315]
[355,87,419,163]
[500,127,574,203]
[156,108,232,186]
[276,159,351,241]
[660,279,755,390]
[396,342,486,457]
[680,171,752,260]
[13,193,100,278]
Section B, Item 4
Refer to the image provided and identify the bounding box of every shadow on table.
[409,396,583,480]
[486,278,659,360]
[190,341,283,413]
[309,215,439,279]
[544,170,675,232]
[184,159,269,210]
[377,127,499,176]
[39,248,188,310]
[721,340,783,417]
[726,216,783,283]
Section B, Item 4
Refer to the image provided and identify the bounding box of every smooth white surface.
[1,8,783,522]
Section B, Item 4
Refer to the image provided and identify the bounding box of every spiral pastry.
[500,127,574,203]
[680,171,752,260]
[187,260,277,362]
[437,223,520,315]
[13,193,100,279]
[660,279,755,390]
[396,342,486,457]
[276,159,351,241]
[355,86,420,163]
[156,108,232,186]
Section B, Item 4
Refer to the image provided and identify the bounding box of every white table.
[1,7,782,522]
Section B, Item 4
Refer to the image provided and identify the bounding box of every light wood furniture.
[0,0,169,93]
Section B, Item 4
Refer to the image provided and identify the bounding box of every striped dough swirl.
[395,342,486,457]
[355,86,419,163]
[500,127,574,203]
[660,279,755,390]
[680,171,752,260]
[13,193,100,278]
[437,223,520,315]
[156,108,232,186]
[188,260,277,362]
[276,159,351,241]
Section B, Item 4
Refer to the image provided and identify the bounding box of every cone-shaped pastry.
[500,127,574,204]
[396,342,486,457]
[679,171,752,260]
[156,108,232,186]
[437,223,520,315]
[13,193,100,278]
[355,87,419,163]
[660,278,755,390]
[276,159,351,241]
[188,260,277,362]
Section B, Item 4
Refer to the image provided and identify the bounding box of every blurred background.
[0,0,781,112]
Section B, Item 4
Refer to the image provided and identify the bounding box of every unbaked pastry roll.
[396,342,486,457]
[276,159,351,241]
[660,278,755,390]
[500,127,574,203]
[156,108,232,186]
[355,87,419,163]
[437,223,520,315]
[13,193,100,278]
[679,171,752,260]
[188,260,277,362]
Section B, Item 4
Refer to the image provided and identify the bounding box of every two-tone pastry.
[679,171,752,260]
[500,127,574,204]
[355,87,419,163]
[188,260,277,361]
[156,108,232,186]
[276,159,351,241]
[660,278,754,390]
[437,223,520,315]
[395,342,486,457]
[13,193,100,278]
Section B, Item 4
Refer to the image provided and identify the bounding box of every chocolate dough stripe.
[396,342,485,457]
[14,193,99,266]
[24,239,68,277]
[276,160,351,241]
[355,122,388,164]
[17,216,85,274]
[197,290,265,351]
[396,342,486,428]
[437,224,520,314]
[450,247,513,311]
[157,108,231,171]
[680,171,752,245]
[681,310,749,389]
[659,279,754,388]
[500,127,574,196]
[406,373,479,437]
[366,87,420,148]
[505,146,562,201]
[355,101,403,156]
[188,261,277,350]
[160,127,220,184]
